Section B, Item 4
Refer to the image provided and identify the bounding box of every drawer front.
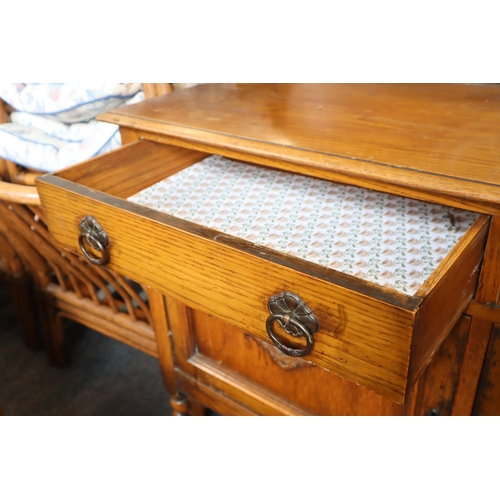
[36,140,490,403]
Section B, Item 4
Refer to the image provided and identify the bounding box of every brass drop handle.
[266,291,319,357]
[78,216,109,266]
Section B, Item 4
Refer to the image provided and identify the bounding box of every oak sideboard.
[37,84,500,415]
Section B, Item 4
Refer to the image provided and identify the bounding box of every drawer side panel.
[411,216,490,384]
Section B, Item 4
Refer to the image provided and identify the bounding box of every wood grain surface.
[410,215,489,384]
[100,84,500,208]
[57,139,208,199]
[183,305,406,415]
[35,84,500,414]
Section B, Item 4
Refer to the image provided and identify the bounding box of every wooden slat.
[50,285,158,357]
[12,170,40,186]
[0,180,40,205]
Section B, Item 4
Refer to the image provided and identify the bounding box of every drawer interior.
[56,139,483,300]
[126,153,480,298]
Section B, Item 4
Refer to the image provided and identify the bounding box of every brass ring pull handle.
[266,291,319,357]
[78,216,109,266]
[266,314,315,357]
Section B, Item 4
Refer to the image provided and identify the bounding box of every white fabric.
[0,89,145,172]
[0,83,142,123]
[0,120,121,173]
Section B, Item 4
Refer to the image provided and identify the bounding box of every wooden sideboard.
[36,84,500,415]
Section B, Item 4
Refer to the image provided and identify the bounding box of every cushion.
[0,116,121,173]
[0,83,142,123]
[0,90,144,172]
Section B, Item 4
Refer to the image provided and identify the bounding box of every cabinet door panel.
[414,315,471,416]
[473,324,500,416]
[169,298,405,416]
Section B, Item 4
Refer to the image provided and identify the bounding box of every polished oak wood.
[170,300,407,416]
[35,84,500,414]
[0,180,40,205]
[100,84,500,209]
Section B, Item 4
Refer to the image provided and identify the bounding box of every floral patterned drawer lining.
[128,155,479,296]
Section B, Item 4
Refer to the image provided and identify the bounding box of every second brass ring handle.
[78,233,109,266]
[266,314,314,357]
[78,215,109,266]
[266,291,319,358]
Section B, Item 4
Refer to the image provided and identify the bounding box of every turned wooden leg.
[8,276,42,351]
[148,290,207,416]
[170,393,206,416]
[36,289,67,367]
[170,393,190,416]
[148,289,177,394]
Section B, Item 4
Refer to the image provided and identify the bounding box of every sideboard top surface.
[99,83,500,207]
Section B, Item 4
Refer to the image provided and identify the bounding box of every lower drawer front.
[37,140,490,403]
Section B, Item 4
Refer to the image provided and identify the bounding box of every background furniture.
[0,84,170,364]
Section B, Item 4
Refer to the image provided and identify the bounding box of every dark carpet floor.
[0,283,173,416]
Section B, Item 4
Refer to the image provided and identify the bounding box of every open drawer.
[36,139,490,403]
